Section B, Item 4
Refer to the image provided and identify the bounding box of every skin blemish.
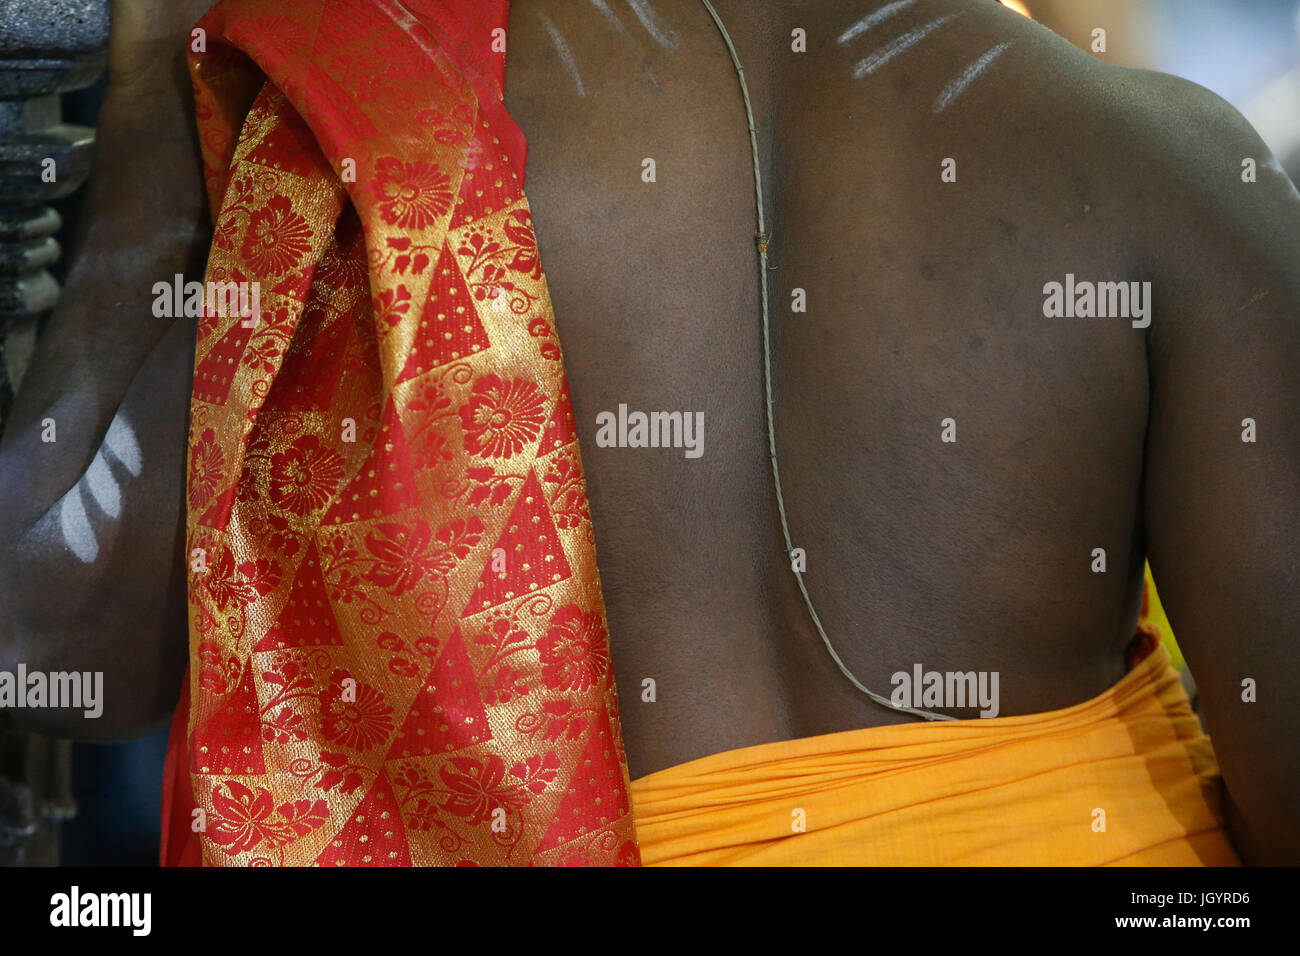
[933,41,1014,113]
[838,0,919,45]
[539,12,587,97]
[624,0,679,51]
[853,13,962,80]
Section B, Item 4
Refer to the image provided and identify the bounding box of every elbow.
[0,656,182,742]
[0,594,185,743]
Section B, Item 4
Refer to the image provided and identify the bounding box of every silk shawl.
[160,0,639,867]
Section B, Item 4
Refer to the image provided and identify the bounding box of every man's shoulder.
[1078,62,1300,324]
[983,25,1294,224]
[885,13,1295,280]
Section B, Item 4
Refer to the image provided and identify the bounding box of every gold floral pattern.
[458,375,548,460]
[240,194,315,276]
[165,0,638,867]
[374,158,456,231]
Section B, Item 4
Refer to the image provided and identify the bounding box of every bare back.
[0,0,1295,860]
[504,0,1161,778]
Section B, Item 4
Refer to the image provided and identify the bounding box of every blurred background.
[0,0,1297,866]
[1023,0,1300,181]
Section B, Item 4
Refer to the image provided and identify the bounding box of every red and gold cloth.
[160,0,639,866]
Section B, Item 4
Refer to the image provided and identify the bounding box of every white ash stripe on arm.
[84,451,121,519]
[58,487,98,563]
[934,41,1014,113]
[838,0,919,45]
[38,413,143,564]
[853,13,963,80]
[588,0,634,42]
[625,0,680,51]
[104,414,142,476]
[539,11,587,97]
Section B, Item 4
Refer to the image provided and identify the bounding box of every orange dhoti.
[629,644,1240,866]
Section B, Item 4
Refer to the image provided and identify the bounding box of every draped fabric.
[1140,563,1185,670]
[629,643,1240,866]
[161,0,639,866]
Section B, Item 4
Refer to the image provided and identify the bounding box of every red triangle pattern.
[534,702,629,853]
[254,541,344,652]
[538,378,577,454]
[190,661,266,776]
[243,91,326,179]
[446,123,525,231]
[396,239,490,384]
[385,627,491,759]
[463,469,571,616]
[198,482,239,532]
[314,771,412,867]
[322,397,418,525]
[193,322,254,405]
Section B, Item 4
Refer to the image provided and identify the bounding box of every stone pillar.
[0,0,110,866]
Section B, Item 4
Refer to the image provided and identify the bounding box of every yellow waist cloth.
[629,645,1240,866]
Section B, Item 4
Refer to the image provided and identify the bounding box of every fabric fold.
[630,644,1240,866]
[163,0,638,867]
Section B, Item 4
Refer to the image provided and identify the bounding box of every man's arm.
[1140,74,1300,864]
[0,0,214,740]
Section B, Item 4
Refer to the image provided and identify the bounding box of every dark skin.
[2,0,1296,863]
[0,0,211,738]
[508,0,1300,863]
